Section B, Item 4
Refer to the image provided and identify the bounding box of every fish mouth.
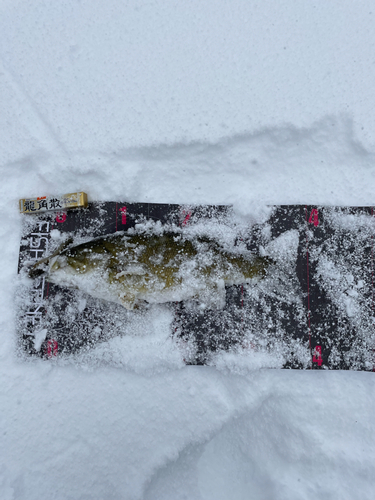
[27,236,74,279]
[28,266,47,279]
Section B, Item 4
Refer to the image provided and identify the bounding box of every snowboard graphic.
[17,202,375,370]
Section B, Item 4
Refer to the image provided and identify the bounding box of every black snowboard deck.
[17,202,375,370]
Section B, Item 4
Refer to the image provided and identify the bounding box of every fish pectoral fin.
[115,265,146,279]
[119,293,137,310]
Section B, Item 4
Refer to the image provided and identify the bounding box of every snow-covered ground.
[2,1,375,499]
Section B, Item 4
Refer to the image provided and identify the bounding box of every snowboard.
[17,201,375,370]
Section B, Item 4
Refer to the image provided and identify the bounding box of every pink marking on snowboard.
[182,211,191,226]
[308,208,319,227]
[305,207,312,360]
[47,339,58,357]
[55,212,67,223]
[119,206,127,225]
[115,204,127,231]
[312,345,322,366]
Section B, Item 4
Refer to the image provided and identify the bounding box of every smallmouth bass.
[29,232,271,309]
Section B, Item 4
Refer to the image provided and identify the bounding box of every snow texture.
[1,1,375,499]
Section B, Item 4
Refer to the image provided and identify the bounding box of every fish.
[29,231,272,309]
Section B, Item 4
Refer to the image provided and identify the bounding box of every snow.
[1,1,375,499]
